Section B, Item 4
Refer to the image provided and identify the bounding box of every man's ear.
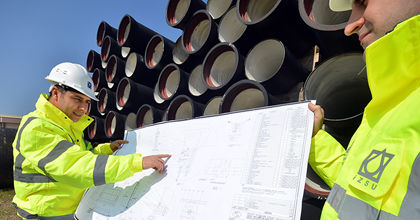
[50,86,60,102]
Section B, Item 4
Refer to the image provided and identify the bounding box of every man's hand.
[143,154,172,173]
[308,103,324,138]
[110,140,129,152]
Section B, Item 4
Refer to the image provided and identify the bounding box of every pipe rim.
[203,43,238,89]
[183,11,210,53]
[146,35,164,68]
[166,0,190,26]
[173,36,189,65]
[98,88,108,113]
[86,50,96,72]
[136,104,154,128]
[105,111,116,137]
[118,15,131,46]
[207,0,234,20]
[154,82,166,104]
[96,21,106,47]
[101,36,111,62]
[298,0,350,31]
[188,64,207,96]
[92,69,100,91]
[88,118,97,139]
[221,80,268,113]
[244,39,285,82]
[116,78,130,107]
[303,52,369,121]
[105,55,117,82]
[158,64,180,100]
[218,6,247,43]
[167,95,192,120]
[237,0,281,25]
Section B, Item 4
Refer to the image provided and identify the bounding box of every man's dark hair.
[48,84,84,99]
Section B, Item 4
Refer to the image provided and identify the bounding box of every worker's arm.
[308,103,345,188]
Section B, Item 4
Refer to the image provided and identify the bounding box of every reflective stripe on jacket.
[12,94,143,218]
[309,14,420,219]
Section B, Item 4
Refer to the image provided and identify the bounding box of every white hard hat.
[329,0,352,12]
[45,62,99,101]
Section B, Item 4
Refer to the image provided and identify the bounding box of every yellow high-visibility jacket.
[12,94,143,219]
[309,14,420,219]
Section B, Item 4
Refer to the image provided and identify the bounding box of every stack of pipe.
[83,0,371,204]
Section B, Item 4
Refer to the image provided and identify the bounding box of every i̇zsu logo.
[352,149,394,190]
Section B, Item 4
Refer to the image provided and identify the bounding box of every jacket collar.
[364,14,420,123]
[35,94,93,131]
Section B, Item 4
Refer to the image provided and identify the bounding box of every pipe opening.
[106,56,117,82]
[154,83,166,104]
[245,39,285,82]
[97,22,106,46]
[101,37,111,61]
[146,37,163,68]
[121,46,131,58]
[238,0,276,22]
[207,0,233,20]
[137,105,153,127]
[203,45,236,88]
[173,37,189,64]
[118,16,130,45]
[98,89,108,112]
[106,112,116,137]
[167,0,189,25]
[168,97,192,120]
[88,120,97,139]
[219,6,246,43]
[87,50,95,71]
[125,53,138,77]
[125,113,137,131]
[117,79,130,107]
[159,66,179,99]
[188,65,207,96]
[203,96,222,116]
[304,53,370,121]
[92,69,100,91]
[184,13,209,52]
[302,0,351,25]
[222,83,265,112]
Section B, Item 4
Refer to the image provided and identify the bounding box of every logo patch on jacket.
[358,149,394,182]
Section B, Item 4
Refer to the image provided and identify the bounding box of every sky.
[0,1,208,116]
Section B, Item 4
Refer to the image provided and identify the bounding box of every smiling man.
[308,0,420,219]
[12,62,170,219]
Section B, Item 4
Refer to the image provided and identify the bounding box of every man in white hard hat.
[308,0,420,219]
[12,62,171,219]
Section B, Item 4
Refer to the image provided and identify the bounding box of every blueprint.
[75,101,314,220]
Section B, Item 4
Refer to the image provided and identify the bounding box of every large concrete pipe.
[298,0,362,58]
[92,68,108,93]
[206,0,236,24]
[87,116,109,143]
[117,14,157,56]
[166,94,205,121]
[203,96,222,116]
[173,35,204,73]
[157,63,190,102]
[218,6,262,55]
[303,52,371,147]
[98,87,118,116]
[87,100,102,118]
[86,49,104,73]
[96,21,118,47]
[125,112,137,131]
[105,54,126,85]
[236,0,320,58]
[105,110,127,140]
[245,39,308,95]
[182,9,220,57]
[116,77,156,114]
[125,52,156,88]
[188,64,221,104]
[136,104,165,127]
[202,42,246,95]
[0,128,18,188]
[220,79,283,113]
[145,34,175,74]
[165,0,206,31]
[101,35,123,63]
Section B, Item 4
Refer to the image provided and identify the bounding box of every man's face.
[344,0,420,53]
[54,89,91,122]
